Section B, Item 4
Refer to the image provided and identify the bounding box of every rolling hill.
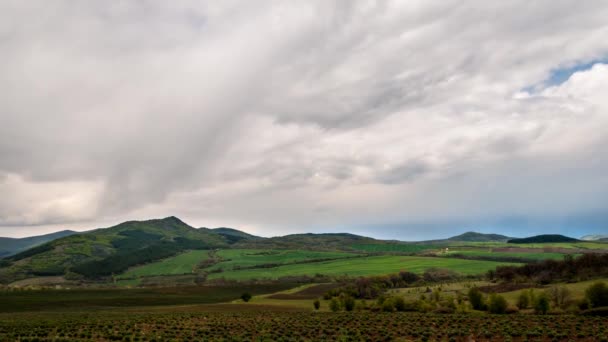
[447,232,512,242]
[507,234,579,244]
[0,216,228,282]
[209,227,262,243]
[0,230,77,258]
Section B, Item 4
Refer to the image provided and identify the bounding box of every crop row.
[0,312,606,341]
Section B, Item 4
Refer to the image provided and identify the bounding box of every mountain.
[581,234,608,241]
[0,216,228,282]
[508,234,579,244]
[208,227,262,243]
[236,232,375,250]
[447,232,512,242]
[0,230,77,258]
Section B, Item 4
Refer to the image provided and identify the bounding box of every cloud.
[0,1,607,238]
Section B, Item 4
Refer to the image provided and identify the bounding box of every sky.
[1,1,608,240]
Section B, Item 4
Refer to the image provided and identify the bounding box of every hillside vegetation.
[0,230,76,258]
[508,234,579,244]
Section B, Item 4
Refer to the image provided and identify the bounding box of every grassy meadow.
[207,255,521,281]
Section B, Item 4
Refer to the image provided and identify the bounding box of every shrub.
[516,291,529,309]
[342,296,355,311]
[393,296,406,312]
[313,299,320,311]
[241,292,252,302]
[329,298,341,312]
[488,294,508,314]
[381,299,394,312]
[534,294,550,315]
[585,282,608,308]
[547,285,571,309]
[468,287,485,311]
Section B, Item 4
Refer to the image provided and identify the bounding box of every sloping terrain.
[0,217,228,282]
[508,234,579,244]
[0,230,77,257]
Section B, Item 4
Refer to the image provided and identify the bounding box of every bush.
[393,296,406,312]
[488,294,508,314]
[342,296,355,311]
[381,300,394,312]
[241,292,252,302]
[468,287,485,311]
[516,292,529,309]
[313,299,320,310]
[585,282,608,308]
[329,298,341,312]
[547,285,571,309]
[534,294,550,315]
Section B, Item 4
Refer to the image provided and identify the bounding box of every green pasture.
[207,255,522,281]
[206,249,356,272]
[350,244,436,253]
[118,250,210,279]
[450,241,608,250]
[443,249,568,261]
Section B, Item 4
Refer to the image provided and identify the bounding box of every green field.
[0,283,297,312]
[208,255,521,281]
[444,250,568,261]
[351,243,436,253]
[118,250,211,279]
[205,249,356,272]
[450,241,608,250]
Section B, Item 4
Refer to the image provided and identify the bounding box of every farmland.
[207,255,521,280]
[118,250,210,278]
[0,310,605,341]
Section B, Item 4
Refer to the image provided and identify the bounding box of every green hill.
[447,232,512,242]
[236,233,375,250]
[508,234,579,244]
[0,230,77,258]
[0,216,228,282]
[209,227,262,243]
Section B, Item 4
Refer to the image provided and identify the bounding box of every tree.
[393,296,406,312]
[516,292,529,309]
[547,286,571,309]
[488,294,508,314]
[534,294,550,314]
[342,296,355,311]
[329,298,341,312]
[241,292,252,302]
[468,287,485,311]
[586,282,608,308]
[313,299,320,310]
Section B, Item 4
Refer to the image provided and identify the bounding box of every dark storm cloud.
[0,1,607,238]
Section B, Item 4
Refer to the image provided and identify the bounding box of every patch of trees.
[324,270,421,299]
[72,237,211,278]
[493,254,608,283]
[507,234,578,244]
[6,243,54,262]
[324,269,462,300]
[111,230,163,250]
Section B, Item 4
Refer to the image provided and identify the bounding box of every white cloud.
[1,1,607,238]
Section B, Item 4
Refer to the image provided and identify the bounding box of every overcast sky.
[1,1,608,240]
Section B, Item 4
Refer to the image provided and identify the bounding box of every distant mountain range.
[0,230,77,258]
[447,232,512,242]
[507,234,579,244]
[580,234,608,241]
[0,216,600,284]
